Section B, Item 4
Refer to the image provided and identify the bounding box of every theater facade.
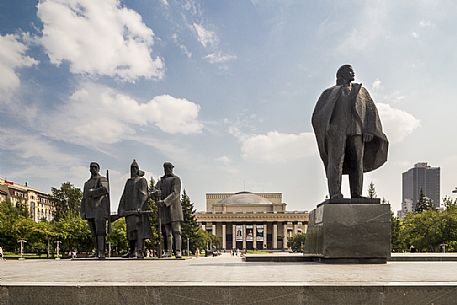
[195,192,309,251]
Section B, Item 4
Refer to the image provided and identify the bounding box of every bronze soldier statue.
[80,162,110,259]
[312,65,388,199]
[153,162,183,258]
[118,160,152,258]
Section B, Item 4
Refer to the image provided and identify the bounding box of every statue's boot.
[122,241,135,258]
[88,237,97,258]
[163,233,173,257]
[97,236,106,259]
[135,240,144,259]
[174,231,182,258]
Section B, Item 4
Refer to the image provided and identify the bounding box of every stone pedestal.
[303,198,391,263]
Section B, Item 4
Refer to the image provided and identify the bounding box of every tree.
[367,182,377,198]
[443,196,457,210]
[287,233,306,252]
[108,218,128,256]
[51,182,83,220]
[415,188,434,213]
[0,199,28,251]
[181,190,201,255]
[52,214,92,253]
[390,212,405,252]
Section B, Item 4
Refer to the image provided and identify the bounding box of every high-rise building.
[401,162,440,213]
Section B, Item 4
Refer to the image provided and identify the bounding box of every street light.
[452,187,457,194]
[17,240,27,260]
[55,240,61,260]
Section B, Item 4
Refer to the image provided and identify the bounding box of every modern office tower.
[402,162,440,212]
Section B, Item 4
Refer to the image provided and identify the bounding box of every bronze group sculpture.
[311,65,388,199]
[153,162,183,258]
[118,160,153,258]
[80,162,110,259]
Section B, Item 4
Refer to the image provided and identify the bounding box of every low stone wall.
[2,285,457,305]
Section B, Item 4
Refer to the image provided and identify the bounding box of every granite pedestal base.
[303,199,391,263]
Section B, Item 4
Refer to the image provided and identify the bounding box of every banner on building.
[235,225,243,241]
[256,226,264,242]
[246,225,254,241]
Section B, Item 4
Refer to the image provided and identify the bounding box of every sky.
[1,0,457,213]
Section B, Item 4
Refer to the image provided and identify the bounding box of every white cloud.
[419,20,435,28]
[240,131,316,163]
[376,103,420,144]
[149,94,203,134]
[193,23,218,48]
[336,2,390,53]
[45,83,203,146]
[204,52,237,64]
[37,0,164,82]
[0,128,76,165]
[412,32,419,39]
[215,155,231,164]
[171,33,192,58]
[372,79,383,90]
[182,0,200,16]
[0,34,38,97]
[159,0,169,8]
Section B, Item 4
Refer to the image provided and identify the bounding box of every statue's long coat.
[118,176,153,240]
[311,83,388,176]
[155,174,183,224]
[81,174,109,220]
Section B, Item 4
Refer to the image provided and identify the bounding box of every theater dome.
[219,192,272,205]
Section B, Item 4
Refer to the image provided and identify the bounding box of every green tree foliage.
[415,188,434,213]
[287,233,306,252]
[51,182,83,220]
[0,199,27,251]
[390,212,404,252]
[181,189,201,254]
[402,209,443,251]
[53,214,92,253]
[108,218,128,255]
[367,182,377,199]
[196,228,220,250]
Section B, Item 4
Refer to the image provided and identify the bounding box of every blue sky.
[1,0,457,212]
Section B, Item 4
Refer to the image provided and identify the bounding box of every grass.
[246,250,272,255]
[3,252,61,259]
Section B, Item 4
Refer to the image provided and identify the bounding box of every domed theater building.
[195,192,309,251]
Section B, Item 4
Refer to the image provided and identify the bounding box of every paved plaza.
[2,253,457,304]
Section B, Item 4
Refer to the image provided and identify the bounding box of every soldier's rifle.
[106,170,112,236]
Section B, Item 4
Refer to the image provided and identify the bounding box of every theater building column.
[222,224,226,250]
[212,224,216,236]
[232,225,236,249]
[263,224,267,249]
[243,224,247,250]
[253,224,257,249]
[283,222,288,250]
[273,223,278,249]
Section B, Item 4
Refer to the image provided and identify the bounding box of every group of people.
[80,160,182,259]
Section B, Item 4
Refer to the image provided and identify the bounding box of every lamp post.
[55,241,61,260]
[17,240,27,260]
